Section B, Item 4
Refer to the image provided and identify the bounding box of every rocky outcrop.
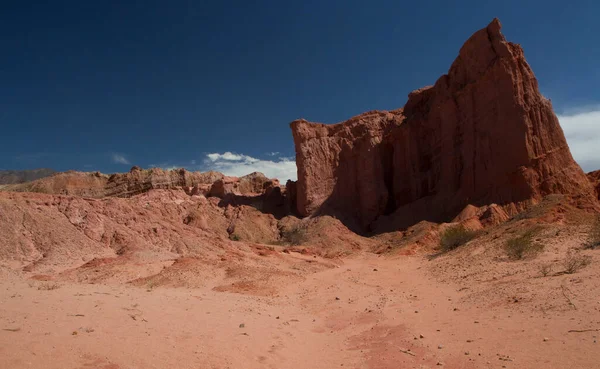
[452,204,510,229]
[291,19,597,232]
[207,177,240,198]
[105,167,224,197]
[291,110,404,226]
[207,172,274,199]
[206,172,291,219]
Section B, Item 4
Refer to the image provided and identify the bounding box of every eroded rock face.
[452,203,510,229]
[105,167,224,197]
[291,110,404,227]
[291,19,597,232]
[207,172,274,199]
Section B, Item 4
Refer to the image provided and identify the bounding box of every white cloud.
[111,153,130,165]
[558,107,600,172]
[203,152,297,182]
[266,151,280,156]
[206,152,245,162]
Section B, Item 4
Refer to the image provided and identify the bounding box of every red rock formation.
[291,19,597,232]
[207,176,241,198]
[291,110,404,226]
[207,172,274,199]
[105,167,224,197]
[452,203,510,229]
[205,172,291,219]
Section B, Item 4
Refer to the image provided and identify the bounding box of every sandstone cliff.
[291,110,404,226]
[291,19,597,232]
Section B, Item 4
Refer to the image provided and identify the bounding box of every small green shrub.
[281,225,308,246]
[538,263,553,277]
[439,225,477,252]
[146,279,158,290]
[37,282,60,291]
[230,234,241,241]
[563,252,591,274]
[505,229,543,260]
[586,216,600,249]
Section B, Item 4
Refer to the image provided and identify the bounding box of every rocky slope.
[0,189,276,273]
[291,19,597,232]
[0,168,56,184]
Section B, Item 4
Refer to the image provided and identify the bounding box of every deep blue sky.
[1,1,599,176]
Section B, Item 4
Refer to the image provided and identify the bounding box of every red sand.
[2,241,599,369]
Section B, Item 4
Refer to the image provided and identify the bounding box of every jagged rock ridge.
[0,167,292,220]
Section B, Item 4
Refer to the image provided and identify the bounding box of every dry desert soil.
[2,221,600,369]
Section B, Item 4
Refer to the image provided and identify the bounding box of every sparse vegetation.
[562,252,591,274]
[230,234,241,241]
[276,224,309,246]
[511,194,564,221]
[505,229,543,260]
[539,263,553,277]
[37,282,60,291]
[439,225,477,252]
[586,216,600,249]
[146,279,159,290]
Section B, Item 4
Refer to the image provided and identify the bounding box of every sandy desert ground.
[2,223,599,369]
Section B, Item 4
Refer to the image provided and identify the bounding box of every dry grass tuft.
[37,282,60,291]
[586,216,600,250]
[439,225,477,252]
[272,224,309,246]
[505,229,543,260]
[281,225,308,246]
[562,252,592,274]
[539,263,553,277]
